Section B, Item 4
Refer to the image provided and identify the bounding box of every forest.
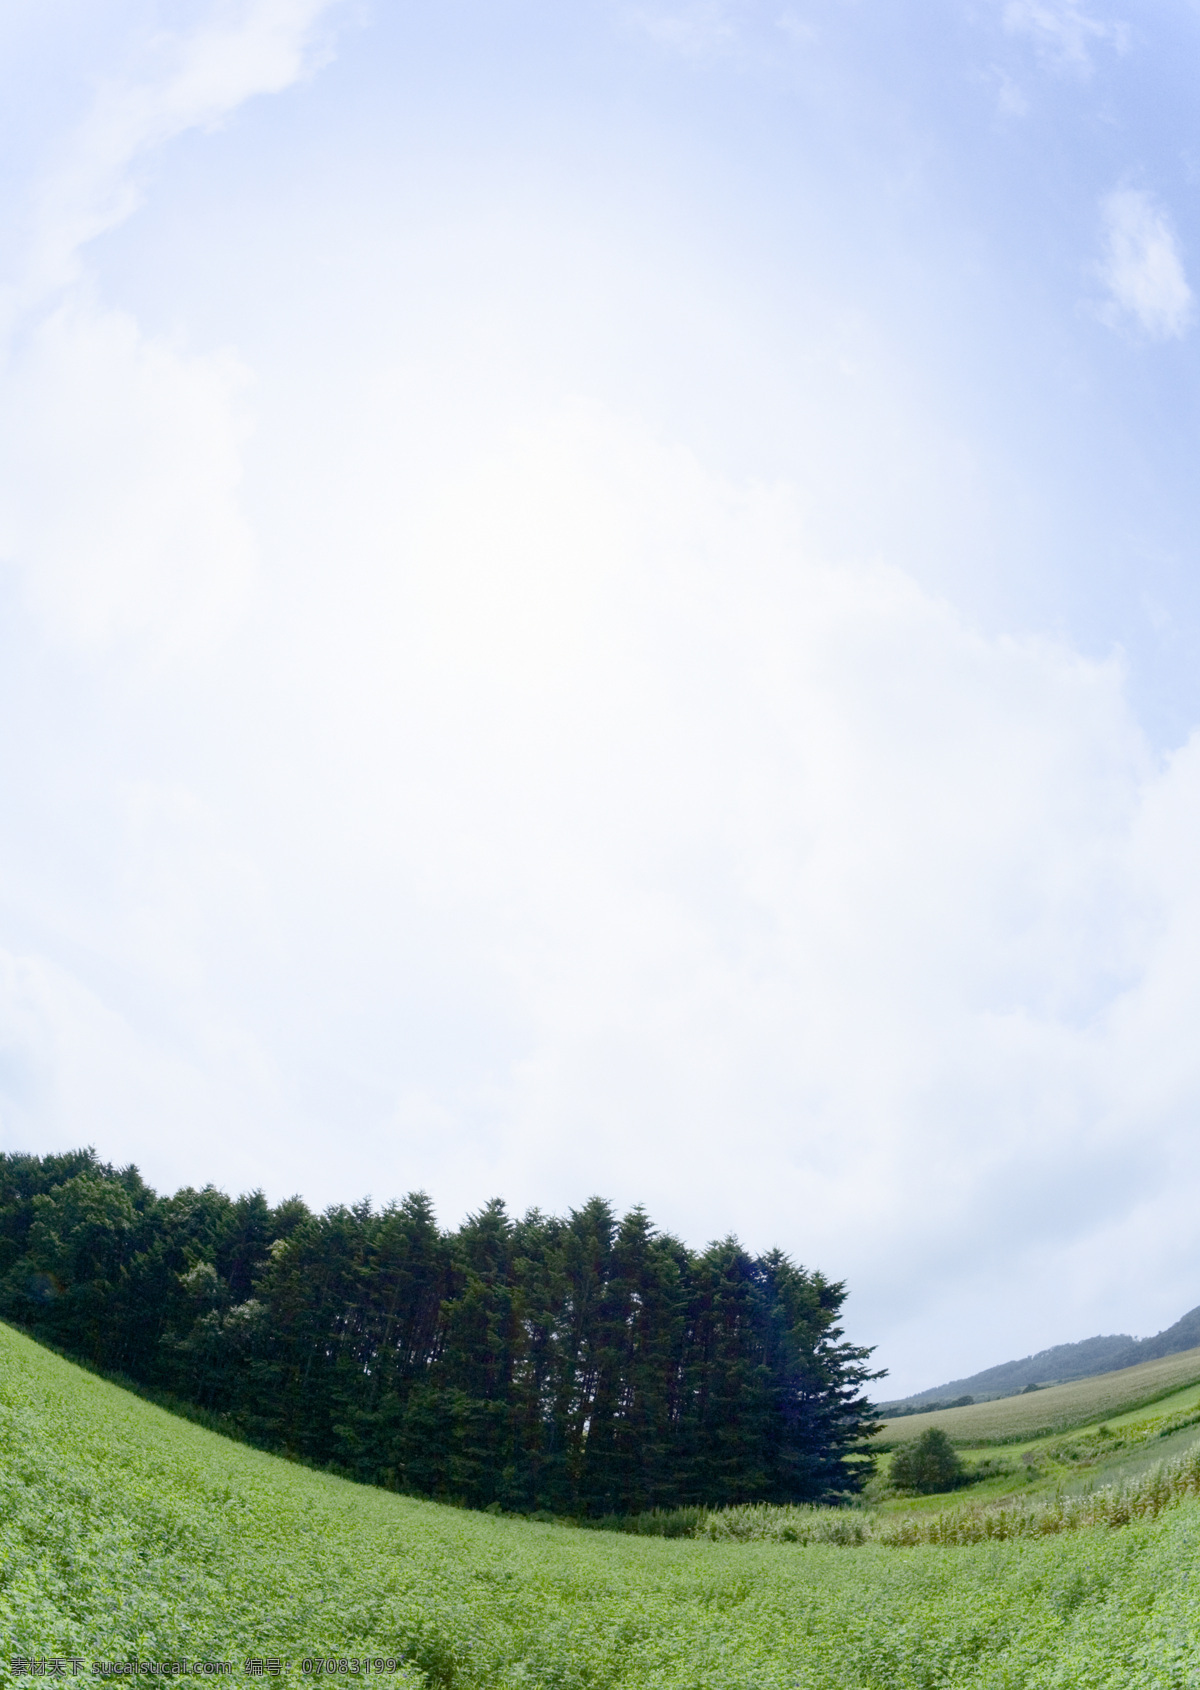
[0,1149,882,1516]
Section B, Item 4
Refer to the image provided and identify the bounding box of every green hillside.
[872,1345,1200,1446]
[5,1321,1200,1687]
[879,1302,1200,1414]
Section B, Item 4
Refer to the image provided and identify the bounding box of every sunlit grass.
[5,1320,1200,1688]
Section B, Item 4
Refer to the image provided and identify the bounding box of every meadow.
[871,1345,1200,1446]
[4,1321,1200,1687]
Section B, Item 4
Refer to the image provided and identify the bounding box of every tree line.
[885,1394,974,1418]
[0,1149,883,1514]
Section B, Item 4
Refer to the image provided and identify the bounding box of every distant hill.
[880,1303,1200,1415]
[872,1344,1200,1446]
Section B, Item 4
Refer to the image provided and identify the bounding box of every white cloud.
[776,12,818,48]
[1003,0,1127,73]
[0,301,256,651]
[0,945,282,1196]
[626,1,744,57]
[624,0,817,60]
[0,1,346,654]
[6,0,1200,1404]
[1097,188,1194,341]
[328,407,1200,1389]
[991,67,1030,118]
[19,0,345,303]
[8,390,1196,1393]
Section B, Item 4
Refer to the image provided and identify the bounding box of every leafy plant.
[6,1320,1200,1687]
[889,1428,966,1493]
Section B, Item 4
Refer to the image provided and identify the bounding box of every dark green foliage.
[0,1148,883,1514]
[890,1427,966,1493]
[885,1393,974,1417]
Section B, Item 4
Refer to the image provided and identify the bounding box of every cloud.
[3,355,1200,1395]
[313,405,1200,1390]
[0,944,282,1198]
[19,0,345,303]
[10,386,1194,1390]
[1003,0,1127,73]
[1097,188,1194,341]
[991,67,1030,118]
[0,1,346,654]
[6,0,1200,1405]
[623,0,817,61]
[0,301,256,652]
[625,1,744,57]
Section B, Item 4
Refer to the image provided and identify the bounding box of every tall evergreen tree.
[0,1151,883,1513]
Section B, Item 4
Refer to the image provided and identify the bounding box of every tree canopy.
[889,1427,964,1494]
[0,1149,883,1513]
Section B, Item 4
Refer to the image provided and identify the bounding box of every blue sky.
[3,0,1200,1394]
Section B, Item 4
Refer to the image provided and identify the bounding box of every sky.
[2,0,1200,1397]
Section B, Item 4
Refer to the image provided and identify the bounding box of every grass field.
[869,1374,1200,1512]
[872,1345,1200,1446]
[4,1322,1200,1688]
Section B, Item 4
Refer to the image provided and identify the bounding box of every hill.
[6,1319,1200,1685]
[872,1344,1200,1446]
[880,1301,1200,1413]
[877,1332,1135,1410]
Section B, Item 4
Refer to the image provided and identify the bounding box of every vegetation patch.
[8,1323,1200,1686]
[873,1345,1200,1447]
[887,1429,966,1494]
[875,1445,1200,1545]
[1019,1405,1200,1471]
[581,1443,1200,1548]
[0,1150,880,1516]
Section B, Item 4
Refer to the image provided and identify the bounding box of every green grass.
[1101,1378,1200,1430]
[5,1321,1200,1687]
[871,1372,1200,1519]
[873,1345,1200,1446]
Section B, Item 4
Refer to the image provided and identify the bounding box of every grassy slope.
[1093,1378,1200,1429]
[4,1323,1200,1688]
[873,1345,1200,1446]
[869,1373,1200,1522]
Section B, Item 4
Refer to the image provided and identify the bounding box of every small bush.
[965,1456,1013,1482]
[890,1428,966,1493]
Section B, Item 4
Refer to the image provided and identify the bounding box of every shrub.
[890,1427,966,1493]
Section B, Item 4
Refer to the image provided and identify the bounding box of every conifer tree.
[0,1151,883,1513]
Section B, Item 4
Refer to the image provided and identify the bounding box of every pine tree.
[0,1152,885,1513]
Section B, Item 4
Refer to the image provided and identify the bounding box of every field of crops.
[873,1345,1200,1446]
[4,1321,1200,1688]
